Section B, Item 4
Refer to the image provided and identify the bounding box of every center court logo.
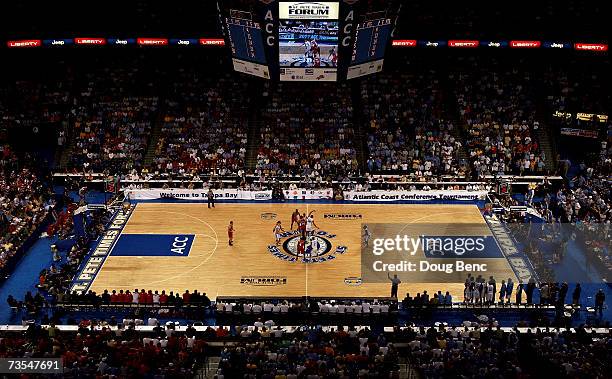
[267,230,348,264]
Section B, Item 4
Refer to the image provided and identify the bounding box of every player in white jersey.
[305,210,318,237]
[273,221,285,246]
[304,40,312,63]
[305,236,320,261]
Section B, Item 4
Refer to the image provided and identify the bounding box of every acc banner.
[125,189,272,201]
[257,0,279,79]
[344,190,488,202]
[337,0,360,80]
[283,188,333,200]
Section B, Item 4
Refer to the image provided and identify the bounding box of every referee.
[388,273,401,298]
[207,188,215,208]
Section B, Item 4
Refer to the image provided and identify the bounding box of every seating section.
[453,58,545,176]
[152,71,249,176]
[0,149,53,278]
[361,71,465,177]
[257,83,358,180]
[69,68,159,172]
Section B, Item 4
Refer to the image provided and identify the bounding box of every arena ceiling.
[1,0,608,40]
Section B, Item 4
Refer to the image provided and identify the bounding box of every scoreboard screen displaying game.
[226,17,270,79]
[278,1,339,82]
[347,18,392,79]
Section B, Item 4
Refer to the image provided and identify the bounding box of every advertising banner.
[343,190,488,202]
[125,189,273,201]
[283,188,333,200]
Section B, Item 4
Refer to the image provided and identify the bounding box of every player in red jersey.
[227,221,235,246]
[291,209,300,230]
[297,236,306,259]
[311,39,320,59]
[298,213,307,238]
[328,47,337,66]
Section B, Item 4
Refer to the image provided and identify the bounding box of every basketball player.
[273,221,285,246]
[328,47,337,66]
[304,39,312,63]
[305,210,319,237]
[298,213,307,238]
[307,236,320,261]
[311,39,320,59]
[297,236,306,260]
[291,209,300,230]
[227,221,235,246]
[362,225,371,247]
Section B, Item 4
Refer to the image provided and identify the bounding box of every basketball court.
[86,203,517,300]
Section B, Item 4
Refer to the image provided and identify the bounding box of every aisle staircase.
[245,81,269,171]
[441,72,469,169]
[399,360,421,379]
[533,94,558,174]
[245,117,262,171]
[350,81,368,173]
[56,116,76,170]
[201,356,220,379]
[143,110,166,168]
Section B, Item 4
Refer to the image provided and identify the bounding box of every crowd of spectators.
[0,321,204,378]
[151,68,249,179]
[0,147,54,279]
[390,324,612,378]
[256,83,359,182]
[57,288,212,308]
[544,61,609,137]
[216,298,397,318]
[453,58,546,178]
[215,325,400,378]
[2,321,610,379]
[361,71,466,179]
[69,69,159,173]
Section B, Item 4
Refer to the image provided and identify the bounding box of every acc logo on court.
[267,230,348,264]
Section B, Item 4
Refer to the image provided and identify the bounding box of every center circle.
[282,235,332,258]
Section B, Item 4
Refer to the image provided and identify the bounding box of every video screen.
[279,20,339,68]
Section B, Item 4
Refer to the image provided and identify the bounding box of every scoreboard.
[278,2,340,82]
[218,0,401,81]
[347,18,391,79]
[226,17,270,79]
